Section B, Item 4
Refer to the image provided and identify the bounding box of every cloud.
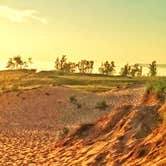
[0,5,47,24]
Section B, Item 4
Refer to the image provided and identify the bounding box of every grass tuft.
[146,80,166,102]
[95,100,109,110]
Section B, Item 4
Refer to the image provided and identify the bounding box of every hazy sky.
[0,0,166,69]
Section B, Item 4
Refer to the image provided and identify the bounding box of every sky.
[0,0,166,70]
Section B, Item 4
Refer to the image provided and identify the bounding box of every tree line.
[6,56,33,70]
[54,55,157,77]
[6,55,158,77]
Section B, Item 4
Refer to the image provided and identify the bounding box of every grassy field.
[0,69,166,93]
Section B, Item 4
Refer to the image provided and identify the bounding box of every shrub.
[74,123,94,138]
[69,95,82,109]
[11,84,19,92]
[146,80,166,102]
[76,103,82,109]
[62,127,69,135]
[95,100,109,110]
[69,95,77,104]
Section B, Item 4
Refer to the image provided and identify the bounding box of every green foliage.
[55,55,77,73]
[69,95,77,104]
[74,123,94,138]
[6,56,33,70]
[1,69,165,93]
[69,95,82,109]
[55,56,94,74]
[146,80,166,102]
[77,60,94,74]
[148,61,157,77]
[95,100,109,110]
[120,64,142,77]
[76,103,82,109]
[62,127,69,135]
[120,64,131,77]
[131,64,142,77]
[98,61,115,75]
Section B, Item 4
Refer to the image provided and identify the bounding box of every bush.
[95,100,109,110]
[74,123,94,138]
[76,103,82,109]
[62,127,69,135]
[69,95,77,104]
[11,84,19,92]
[69,95,82,109]
[146,80,166,102]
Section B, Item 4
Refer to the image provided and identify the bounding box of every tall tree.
[149,61,157,76]
[6,56,32,70]
[77,60,94,74]
[55,57,60,70]
[120,64,131,76]
[55,55,67,71]
[13,55,24,69]
[55,55,77,73]
[131,64,142,77]
[99,61,115,75]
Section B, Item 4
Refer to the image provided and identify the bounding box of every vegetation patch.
[62,127,69,136]
[74,123,94,138]
[95,100,109,110]
[11,84,20,92]
[69,95,82,109]
[69,95,78,104]
[146,80,166,102]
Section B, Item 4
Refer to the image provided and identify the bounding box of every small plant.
[69,95,77,104]
[76,103,82,109]
[95,100,109,110]
[74,123,94,138]
[69,95,82,109]
[11,84,19,92]
[62,127,69,135]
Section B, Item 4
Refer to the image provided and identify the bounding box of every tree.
[120,64,131,76]
[99,61,115,75]
[6,56,32,70]
[130,64,142,77]
[77,60,86,73]
[55,57,60,70]
[28,57,33,69]
[55,55,77,73]
[86,61,94,73]
[67,62,77,73]
[6,58,15,69]
[55,55,67,71]
[149,61,157,76]
[13,55,24,69]
[63,62,77,73]
[77,60,94,74]
[60,55,67,70]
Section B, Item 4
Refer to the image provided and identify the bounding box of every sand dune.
[0,86,165,165]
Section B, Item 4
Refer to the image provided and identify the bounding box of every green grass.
[0,69,166,93]
[146,79,166,102]
[95,100,109,110]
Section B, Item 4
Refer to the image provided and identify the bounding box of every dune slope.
[0,86,165,165]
